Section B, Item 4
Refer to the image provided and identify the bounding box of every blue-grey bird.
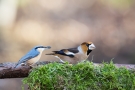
[14,45,51,68]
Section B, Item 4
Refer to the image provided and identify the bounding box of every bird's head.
[81,42,96,55]
[35,46,51,52]
[85,42,96,50]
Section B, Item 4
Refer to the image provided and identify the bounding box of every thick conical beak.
[89,43,96,50]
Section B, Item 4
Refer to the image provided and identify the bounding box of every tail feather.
[46,51,58,55]
[46,53,55,55]
[14,63,18,68]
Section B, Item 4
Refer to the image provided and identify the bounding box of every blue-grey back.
[18,48,40,64]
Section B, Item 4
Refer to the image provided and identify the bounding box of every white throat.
[37,48,45,52]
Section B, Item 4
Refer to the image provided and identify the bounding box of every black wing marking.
[67,47,79,53]
[53,49,74,58]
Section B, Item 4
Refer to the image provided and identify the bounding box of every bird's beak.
[89,44,96,50]
[45,46,51,49]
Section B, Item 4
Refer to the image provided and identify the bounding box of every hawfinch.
[46,42,96,64]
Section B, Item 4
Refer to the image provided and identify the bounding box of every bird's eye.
[86,44,89,47]
[86,44,91,47]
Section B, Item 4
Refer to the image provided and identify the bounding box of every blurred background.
[0,0,135,89]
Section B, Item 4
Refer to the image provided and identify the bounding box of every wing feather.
[67,47,79,54]
[17,49,39,64]
[53,49,74,58]
[46,47,79,58]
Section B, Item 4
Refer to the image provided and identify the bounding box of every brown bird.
[46,42,96,64]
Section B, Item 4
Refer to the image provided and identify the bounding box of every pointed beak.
[89,44,96,50]
[44,46,51,49]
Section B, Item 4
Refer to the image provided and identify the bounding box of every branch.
[0,61,135,79]
[0,61,51,79]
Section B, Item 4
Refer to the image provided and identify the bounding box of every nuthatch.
[14,46,51,68]
[46,42,96,64]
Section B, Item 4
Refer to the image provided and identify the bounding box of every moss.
[23,61,135,90]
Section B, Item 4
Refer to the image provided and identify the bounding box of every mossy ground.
[23,61,135,90]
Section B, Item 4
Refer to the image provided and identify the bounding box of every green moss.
[23,61,135,90]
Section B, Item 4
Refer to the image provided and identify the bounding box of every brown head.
[80,42,96,55]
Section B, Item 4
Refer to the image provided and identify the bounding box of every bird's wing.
[67,47,79,54]
[52,49,73,57]
[52,48,79,58]
[17,49,40,64]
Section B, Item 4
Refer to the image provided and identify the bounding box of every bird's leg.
[60,59,65,63]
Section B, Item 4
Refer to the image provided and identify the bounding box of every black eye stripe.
[86,44,89,46]
[35,46,45,49]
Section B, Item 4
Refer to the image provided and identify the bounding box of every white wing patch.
[65,52,75,55]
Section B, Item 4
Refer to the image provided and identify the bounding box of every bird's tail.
[14,64,18,68]
[45,53,55,55]
[45,51,58,55]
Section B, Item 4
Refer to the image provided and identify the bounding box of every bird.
[46,42,96,64]
[14,45,51,68]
